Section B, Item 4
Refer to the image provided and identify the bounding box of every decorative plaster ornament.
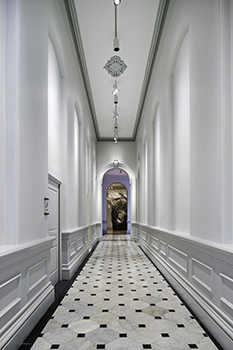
[104,55,127,77]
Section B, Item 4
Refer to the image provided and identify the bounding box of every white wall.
[136,1,233,347]
[173,31,190,233]
[1,1,97,348]
[136,0,232,244]
[96,141,136,176]
[0,0,6,244]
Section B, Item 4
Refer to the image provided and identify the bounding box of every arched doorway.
[107,183,128,233]
[102,168,130,235]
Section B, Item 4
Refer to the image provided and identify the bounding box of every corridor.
[30,235,220,350]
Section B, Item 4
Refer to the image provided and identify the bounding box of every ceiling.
[62,0,171,141]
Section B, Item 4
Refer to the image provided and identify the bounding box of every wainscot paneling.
[137,224,233,350]
[191,258,213,296]
[220,273,233,318]
[62,223,100,280]
[168,245,188,275]
[0,238,54,350]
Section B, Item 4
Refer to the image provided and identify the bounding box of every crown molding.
[60,0,174,142]
[132,0,175,140]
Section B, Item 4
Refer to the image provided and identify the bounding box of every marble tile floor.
[22,235,222,350]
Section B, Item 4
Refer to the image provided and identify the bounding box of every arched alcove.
[169,23,190,234]
[102,168,130,234]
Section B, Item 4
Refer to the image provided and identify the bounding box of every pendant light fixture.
[113,0,121,51]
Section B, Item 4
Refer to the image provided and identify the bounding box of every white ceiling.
[63,0,170,141]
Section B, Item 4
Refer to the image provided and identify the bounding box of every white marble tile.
[31,236,220,350]
[59,338,96,350]
[128,327,161,343]
[106,337,143,350]
[85,326,119,344]
[30,337,51,350]
[69,319,99,333]
[42,328,77,344]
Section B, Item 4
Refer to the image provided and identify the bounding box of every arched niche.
[96,160,136,236]
[103,169,130,234]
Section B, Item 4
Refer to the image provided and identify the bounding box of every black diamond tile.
[169,309,175,312]
[96,345,105,349]
[119,303,125,306]
[154,316,162,319]
[50,345,60,349]
[83,316,90,319]
[119,316,126,319]
[100,324,107,328]
[102,309,109,312]
[138,324,146,328]
[61,324,69,328]
[161,333,169,337]
[77,333,85,338]
[177,324,185,328]
[150,303,156,306]
[143,345,152,349]
[119,333,127,337]
[135,310,142,312]
[203,333,208,337]
[104,298,110,301]
[188,345,198,349]
[88,304,94,306]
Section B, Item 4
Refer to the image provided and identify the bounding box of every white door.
[48,177,60,285]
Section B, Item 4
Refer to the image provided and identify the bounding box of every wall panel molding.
[0,239,54,350]
[168,245,188,274]
[191,258,213,295]
[62,223,100,280]
[137,223,233,350]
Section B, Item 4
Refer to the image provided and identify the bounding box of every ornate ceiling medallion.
[104,55,127,77]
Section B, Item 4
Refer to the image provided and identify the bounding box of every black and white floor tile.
[29,235,221,350]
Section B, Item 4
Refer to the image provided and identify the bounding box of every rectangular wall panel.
[69,240,76,259]
[78,236,84,251]
[27,259,48,295]
[50,246,57,274]
[191,258,213,294]
[0,274,21,316]
[220,273,233,317]
[160,240,167,257]
[151,236,159,251]
[168,245,188,274]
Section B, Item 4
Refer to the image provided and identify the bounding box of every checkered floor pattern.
[30,235,220,350]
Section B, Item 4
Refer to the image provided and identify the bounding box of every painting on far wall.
[107,183,127,232]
